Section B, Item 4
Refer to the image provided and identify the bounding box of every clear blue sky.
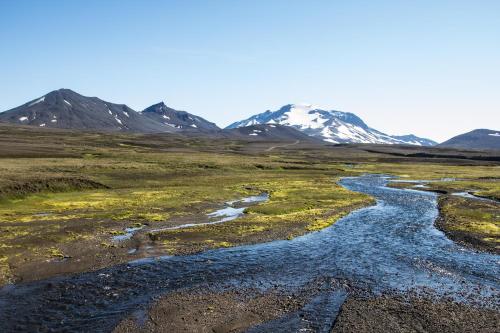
[1,0,499,142]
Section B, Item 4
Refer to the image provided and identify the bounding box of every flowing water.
[0,175,498,332]
[149,193,269,232]
[451,191,499,203]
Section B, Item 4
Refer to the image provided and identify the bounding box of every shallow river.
[0,175,499,332]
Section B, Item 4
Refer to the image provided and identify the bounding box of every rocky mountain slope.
[0,89,219,133]
[227,104,437,146]
[0,89,172,133]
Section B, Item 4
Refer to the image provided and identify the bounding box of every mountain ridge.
[0,89,219,133]
[0,89,171,133]
[0,91,442,146]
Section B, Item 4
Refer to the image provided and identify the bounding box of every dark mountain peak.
[31,89,102,108]
[150,101,167,108]
[142,101,174,114]
[56,88,76,93]
[44,88,80,99]
[468,129,497,134]
[141,102,219,131]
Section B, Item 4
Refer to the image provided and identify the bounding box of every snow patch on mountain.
[28,97,45,107]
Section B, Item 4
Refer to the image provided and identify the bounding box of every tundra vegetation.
[0,124,498,285]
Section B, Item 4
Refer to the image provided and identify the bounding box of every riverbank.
[332,295,500,333]
[436,195,499,254]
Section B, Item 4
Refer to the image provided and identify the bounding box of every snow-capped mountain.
[227,104,437,146]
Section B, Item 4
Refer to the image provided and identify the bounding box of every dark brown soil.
[113,289,500,333]
[331,295,500,333]
[113,289,306,333]
[10,235,132,283]
[0,177,108,200]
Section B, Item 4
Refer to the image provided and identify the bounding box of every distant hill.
[438,129,500,150]
[221,124,318,142]
[390,134,437,147]
[226,103,437,146]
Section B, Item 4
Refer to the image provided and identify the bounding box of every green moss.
[439,196,499,252]
[215,241,232,248]
[0,255,12,285]
[306,212,347,231]
[47,247,64,258]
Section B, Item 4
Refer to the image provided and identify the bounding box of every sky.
[0,0,499,142]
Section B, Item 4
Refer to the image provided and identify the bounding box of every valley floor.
[0,124,499,332]
[0,124,378,285]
